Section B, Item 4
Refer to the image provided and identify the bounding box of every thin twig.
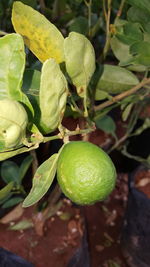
[102,0,107,22]
[43,126,94,143]
[84,0,93,38]
[116,0,126,18]
[94,78,150,112]
[39,0,46,13]
[102,0,112,61]
[108,134,128,154]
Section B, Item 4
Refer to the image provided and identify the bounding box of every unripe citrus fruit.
[57,141,116,205]
[0,99,28,150]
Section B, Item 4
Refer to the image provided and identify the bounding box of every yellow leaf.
[12,1,64,63]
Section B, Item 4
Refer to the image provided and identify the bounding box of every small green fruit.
[0,99,28,150]
[57,141,116,205]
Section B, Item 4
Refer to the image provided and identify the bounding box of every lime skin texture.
[57,141,116,205]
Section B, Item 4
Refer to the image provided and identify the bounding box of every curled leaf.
[0,33,34,115]
[64,32,95,97]
[39,59,68,134]
[12,1,64,63]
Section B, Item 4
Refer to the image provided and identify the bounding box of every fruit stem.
[42,127,94,143]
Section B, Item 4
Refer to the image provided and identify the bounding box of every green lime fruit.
[57,141,116,205]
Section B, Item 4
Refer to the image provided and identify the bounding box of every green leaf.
[0,182,14,201]
[116,22,143,45]
[64,32,95,97]
[127,7,150,33]
[95,90,111,101]
[110,36,132,64]
[114,18,128,28]
[39,58,68,134]
[23,69,41,93]
[2,197,24,209]
[1,161,19,184]
[122,103,134,121]
[0,143,39,162]
[94,115,116,138]
[127,0,150,14]
[68,16,88,35]
[0,33,34,116]
[127,65,147,72]
[96,64,139,94]
[130,41,150,66]
[22,69,41,124]
[124,22,143,40]
[12,1,64,63]
[9,219,33,230]
[0,193,12,205]
[23,153,59,207]
[18,155,33,182]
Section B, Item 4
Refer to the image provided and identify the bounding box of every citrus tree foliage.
[0,1,149,207]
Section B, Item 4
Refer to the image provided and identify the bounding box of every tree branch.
[94,78,150,112]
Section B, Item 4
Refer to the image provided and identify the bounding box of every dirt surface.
[0,173,129,267]
[0,201,84,267]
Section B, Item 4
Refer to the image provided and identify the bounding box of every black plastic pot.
[67,228,90,267]
[121,166,150,267]
[67,210,90,267]
[0,248,34,267]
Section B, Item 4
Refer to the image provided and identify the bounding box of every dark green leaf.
[22,69,41,124]
[18,155,33,182]
[23,69,41,93]
[127,0,150,14]
[130,41,150,66]
[116,22,143,45]
[1,161,19,184]
[68,16,88,35]
[23,153,59,207]
[0,182,14,201]
[2,196,23,209]
[0,193,12,205]
[127,7,150,33]
[94,115,116,138]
